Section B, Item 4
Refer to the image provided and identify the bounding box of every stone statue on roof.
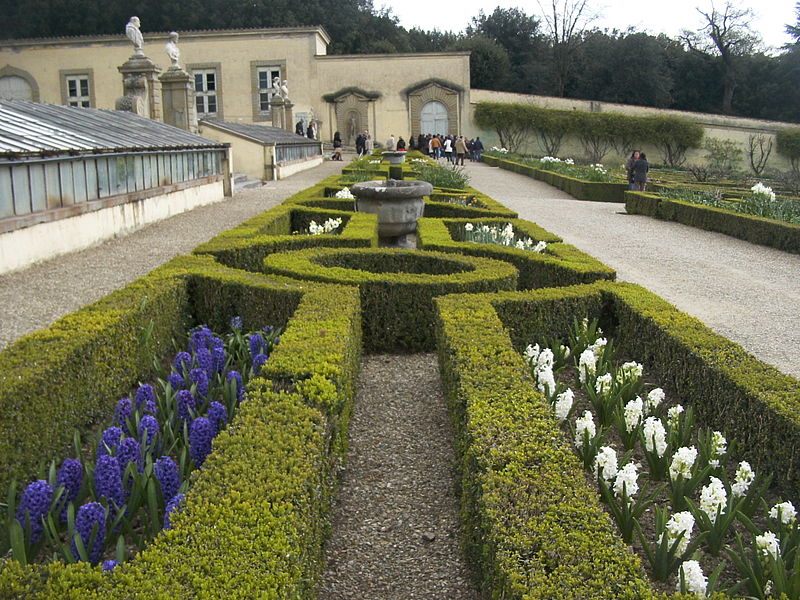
[165,31,180,68]
[126,16,145,57]
[280,80,289,101]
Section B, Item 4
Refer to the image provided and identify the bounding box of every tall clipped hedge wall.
[475,101,704,166]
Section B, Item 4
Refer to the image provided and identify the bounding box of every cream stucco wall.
[468,89,796,171]
[315,52,470,142]
[198,123,269,179]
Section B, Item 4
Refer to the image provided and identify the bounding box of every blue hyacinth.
[207,401,228,436]
[230,316,243,330]
[116,438,143,493]
[189,326,213,352]
[154,456,180,503]
[102,559,119,572]
[56,458,83,519]
[212,346,226,374]
[16,479,53,544]
[164,493,185,530]
[176,389,195,423]
[134,384,155,411]
[93,455,124,509]
[190,368,208,398]
[227,370,244,402]
[72,502,106,564]
[173,351,192,374]
[263,325,274,335]
[138,415,159,448]
[252,353,268,374]
[97,426,123,457]
[114,399,132,434]
[189,417,214,466]
[168,372,184,391]
[248,333,266,358]
[196,347,213,379]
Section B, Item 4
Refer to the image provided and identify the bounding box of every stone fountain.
[351,179,433,248]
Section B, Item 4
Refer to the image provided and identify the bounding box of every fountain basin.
[382,150,407,164]
[351,179,433,238]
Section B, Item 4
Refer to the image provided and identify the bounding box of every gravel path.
[0,160,344,350]
[465,161,800,379]
[317,353,479,600]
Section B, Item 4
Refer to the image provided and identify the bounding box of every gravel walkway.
[317,353,478,600]
[0,159,344,350]
[464,161,800,379]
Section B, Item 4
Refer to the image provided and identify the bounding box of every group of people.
[329,130,486,164]
[626,150,649,191]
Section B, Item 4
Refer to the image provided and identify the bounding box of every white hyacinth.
[334,187,354,199]
[646,388,665,413]
[662,511,695,554]
[756,531,780,561]
[537,348,554,371]
[708,431,727,468]
[642,416,668,457]
[564,158,575,165]
[613,462,639,499]
[593,446,618,482]
[533,240,547,253]
[770,501,797,525]
[667,404,685,428]
[464,222,474,232]
[578,349,596,384]
[677,560,708,597]
[574,411,596,449]
[699,476,727,523]
[536,366,556,397]
[589,337,607,357]
[523,343,540,365]
[731,461,755,498]
[553,389,574,422]
[623,397,643,433]
[616,361,643,383]
[751,182,776,201]
[595,373,613,395]
[670,446,698,481]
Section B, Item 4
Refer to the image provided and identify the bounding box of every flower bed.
[418,217,615,290]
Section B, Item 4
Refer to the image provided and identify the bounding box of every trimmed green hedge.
[435,280,800,597]
[0,256,362,598]
[625,191,800,254]
[417,217,616,289]
[483,155,628,202]
[262,247,518,351]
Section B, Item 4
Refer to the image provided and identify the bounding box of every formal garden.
[0,148,798,598]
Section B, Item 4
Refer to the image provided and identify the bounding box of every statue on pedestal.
[280,80,289,101]
[165,32,181,69]
[125,16,145,58]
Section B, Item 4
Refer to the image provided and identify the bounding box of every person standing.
[355,132,365,156]
[430,135,441,159]
[473,137,484,162]
[397,137,406,150]
[443,136,453,163]
[365,133,374,154]
[632,152,649,191]
[626,150,640,191]
[455,136,467,166]
[386,134,396,151]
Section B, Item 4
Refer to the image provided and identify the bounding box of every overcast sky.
[379,0,796,52]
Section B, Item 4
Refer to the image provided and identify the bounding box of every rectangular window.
[193,69,218,117]
[65,75,91,108]
[256,66,281,112]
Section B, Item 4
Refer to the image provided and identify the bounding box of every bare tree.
[681,1,760,114]
[537,0,597,97]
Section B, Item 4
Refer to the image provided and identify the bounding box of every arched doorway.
[420,101,448,136]
[0,75,34,101]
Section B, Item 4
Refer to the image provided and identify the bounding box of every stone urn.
[351,179,433,241]
[382,150,406,164]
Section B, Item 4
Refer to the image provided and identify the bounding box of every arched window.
[0,75,34,101]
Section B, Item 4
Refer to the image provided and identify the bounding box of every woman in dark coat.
[632,152,649,191]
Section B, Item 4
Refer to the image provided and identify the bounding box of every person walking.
[443,136,453,163]
[364,133,374,154]
[632,152,649,191]
[455,136,467,166]
[430,135,441,159]
[473,137,484,162]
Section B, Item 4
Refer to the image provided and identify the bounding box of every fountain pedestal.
[351,179,432,247]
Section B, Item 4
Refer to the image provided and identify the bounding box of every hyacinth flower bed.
[484,150,621,183]
[462,222,547,253]
[524,318,799,599]
[1,318,279,570]
[659,183,800,225]
[295,216,344,236]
